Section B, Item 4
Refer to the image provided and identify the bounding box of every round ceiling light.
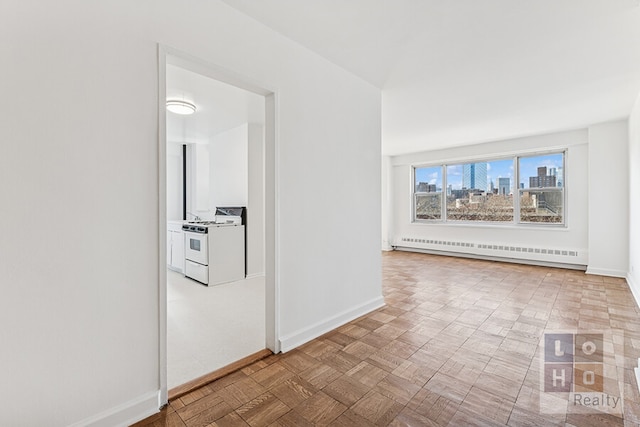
[166,100,196,115]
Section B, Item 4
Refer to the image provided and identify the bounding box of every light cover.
[166,100,196,115]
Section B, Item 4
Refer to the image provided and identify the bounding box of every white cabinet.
[167,222,185,273]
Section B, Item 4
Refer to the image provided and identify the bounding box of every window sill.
[411,220,568,231]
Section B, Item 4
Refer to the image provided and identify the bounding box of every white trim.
[627,273,640,309]
[157,45,281,403]
[586,267,628,278]
[68,391,159,427]
[278,297,386,353]
[165,46,275,97]
[245,272,266,280]
[265,91,280,354]
[157,44,169,406]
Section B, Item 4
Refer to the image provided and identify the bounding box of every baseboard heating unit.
[393,236,587,270]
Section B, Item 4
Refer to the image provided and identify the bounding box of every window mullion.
[442,165,447,222]
[514,156,520,224]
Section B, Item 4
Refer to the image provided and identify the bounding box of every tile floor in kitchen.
[168,269,266,389]
[140,252,640,426]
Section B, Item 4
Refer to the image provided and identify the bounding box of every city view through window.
[415,153,564,224]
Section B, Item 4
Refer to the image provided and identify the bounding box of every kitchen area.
[165,60,266,389]
[174,207,245,286]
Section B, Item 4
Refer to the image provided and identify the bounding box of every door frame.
[157,45,280,405]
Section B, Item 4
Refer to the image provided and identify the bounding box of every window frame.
[412,150,566,227]
[412,165,445,221]
[516,151,566,226]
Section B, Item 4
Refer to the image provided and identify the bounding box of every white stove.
[182,208,246,286]
[182,217,241,234]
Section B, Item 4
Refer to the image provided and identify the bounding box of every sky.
[415,153,563,191]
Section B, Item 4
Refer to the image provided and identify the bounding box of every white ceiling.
[222,0,640,155]
[166,64,264,145]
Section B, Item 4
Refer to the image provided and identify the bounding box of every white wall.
[0,1,382,426]
[389,129,590,265]
[210,124,249,208]
[587,120,629,277]
[629,92,640,303]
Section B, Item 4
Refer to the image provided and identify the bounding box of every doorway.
[158,47,278,404]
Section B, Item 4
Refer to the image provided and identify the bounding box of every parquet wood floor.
[134,251,640,426]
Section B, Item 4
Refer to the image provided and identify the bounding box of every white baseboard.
[586,267,628,278]
[245,272,265,280]
[68,391,159,427]
[279,296,385,353]
[627,273,640,310]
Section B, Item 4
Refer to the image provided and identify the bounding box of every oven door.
[184,231,208,265]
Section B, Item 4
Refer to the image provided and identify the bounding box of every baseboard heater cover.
[394,236,587,270]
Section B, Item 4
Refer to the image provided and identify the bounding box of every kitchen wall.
[385,122,630,276]
[629,91,640,304]
[171,121,263,275]
[209,123,249,208]
[191,143,211,213]
[0,1,382,426]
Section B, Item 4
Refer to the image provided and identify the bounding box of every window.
[518,153,564,224]
[413,151,565,226]
[414,166,442,220]
[446,159,514,222]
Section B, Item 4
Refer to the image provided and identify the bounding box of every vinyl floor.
[135,251,640,426]
[167,270,265,389]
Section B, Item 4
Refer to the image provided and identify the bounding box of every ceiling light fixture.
[166,100,196,115]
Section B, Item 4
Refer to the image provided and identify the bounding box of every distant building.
[462,163,487,192]
[451,189,468,199]
[529,166,556,188]
[416,182,437,192]
[498,177,510,196]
